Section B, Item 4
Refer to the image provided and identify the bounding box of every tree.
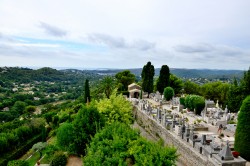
[241,67,250,97]
[184,95,205,115]
[96,90,133,125]
[84,79,90,103]
[57,123,75,152]
[141,62,155,98]
[115,70,135,91]
[169,74,183,95]
[227,83,244,112]
[84,122,177,166]
[25,105,36,114]
[156,65,170,94]
[184,81,200,95]
[164,87,174,101]
[234,95,250,161]
[12,101,26,114]
[99,76,115,99]
[72,105,104,155]
[50,151,67,166]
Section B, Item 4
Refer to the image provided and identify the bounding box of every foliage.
[115,70,135,91]
[184,81,200,95]
[96,90,133,125]
[141,62,155,97]
[156,65,170,94]
[84,79,91,103]
[84,122,177,166]
[50,151,67,166]
[32,142,47,159]
[234,95,250,161]
[98,76,115,99]
[24,105,36,114]
[180,97,185,106]
[0,118,45,155]
[7,160,29,166]
[72,105,105,155]
[201,81,229,107]
[185,95,205,115]
[56,123,75,152]
[169,74,183,95]
[164,87,174,101]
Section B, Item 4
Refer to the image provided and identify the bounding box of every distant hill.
[83,68,244,80]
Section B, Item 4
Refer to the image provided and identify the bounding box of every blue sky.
[0,0,250,70]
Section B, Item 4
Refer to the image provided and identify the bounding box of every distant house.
[3,107,9,112]
[128,83,142,98]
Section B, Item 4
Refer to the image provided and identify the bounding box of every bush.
[164,87,174,101]
[50,151,67,166]
[84,122,177,165]
[184,95,205,115]
[234,95,250,161]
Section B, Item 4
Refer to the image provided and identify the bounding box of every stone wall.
[134,106,218,166]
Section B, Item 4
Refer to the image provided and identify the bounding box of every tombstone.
[161,111,166,127]
[181,122,186,139]
[218,141,234,160]
[184,124,191,142]
[201,135,207,145]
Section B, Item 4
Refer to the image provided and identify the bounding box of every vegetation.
[84,79,91,103]
[156,65,170,94]
[115,70,135,92]
[234,95,250,161]
[98,76,115,99]
[164,87,175,101]
[184,95,205,115]
[141,62,155,97]
[84,122,177,166]
[169,74,183,95]
[7,160,29,166]
[96,90,133,125]
[50,151,67,166]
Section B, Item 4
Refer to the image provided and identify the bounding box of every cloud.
[39,22,67,37]
[88,33,126,48]
[174,43,213,53]
[87,33,155,51]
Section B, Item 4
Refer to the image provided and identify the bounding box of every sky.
[0,0,250,70]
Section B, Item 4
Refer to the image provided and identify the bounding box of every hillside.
[82,68,244,80]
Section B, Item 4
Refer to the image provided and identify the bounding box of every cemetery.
[130,92,247,166]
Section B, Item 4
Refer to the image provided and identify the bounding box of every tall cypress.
[84,79,91,103]
[156,65,170,94]
[141,62,155,98]
[234,95,250,160]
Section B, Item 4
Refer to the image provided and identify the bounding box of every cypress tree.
[141,62,155,98]
[234,95,250,161]
[84,79,91,103]
[157,65,170,94]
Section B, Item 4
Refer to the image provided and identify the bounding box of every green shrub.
[84,122,177,165]
[164,87,174,101]
[50,151,67,166]
[234,95,250,161]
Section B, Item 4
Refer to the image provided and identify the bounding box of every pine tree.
[141,62,155,98]
[84,79,90,103]
[156,65,170,94]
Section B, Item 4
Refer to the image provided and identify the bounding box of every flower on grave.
[232,151,239,158]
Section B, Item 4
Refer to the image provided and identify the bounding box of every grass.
[26,151,40,166]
